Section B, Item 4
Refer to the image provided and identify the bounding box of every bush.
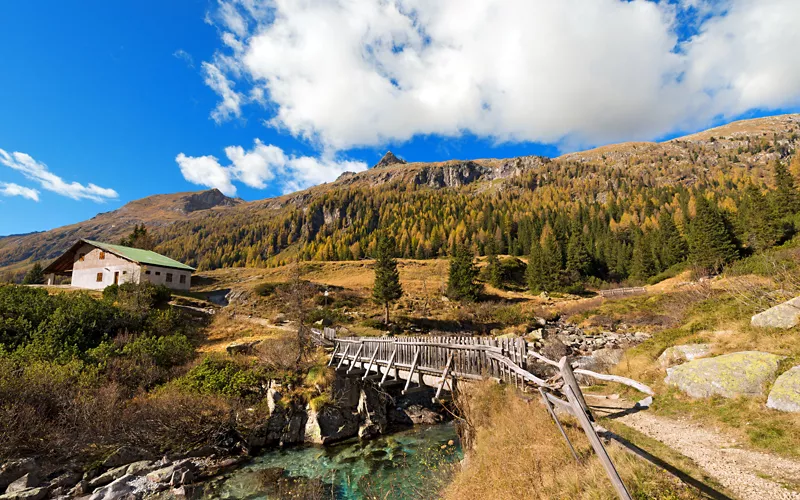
[179,356,268,400]
[104,282,172,310]
[254,282,281,297]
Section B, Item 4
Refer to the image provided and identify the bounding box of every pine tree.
[654,211,687,270]
[737,184,782,252]
[485,240,502,288]
[528,233,561,292]
[372,233,403,324]
[630,235,655,282]
[526,241,544,293]
[770,160,800,218]
[688,196,738,273]
[119,224,156,250]
[22,262,45,285]
[566,232,591,277]
[447,244,481,301]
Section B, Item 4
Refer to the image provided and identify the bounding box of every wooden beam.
[539,388,579,462]
[336,344,351,370]
[327,343,339,367]
[362,349,379,380]
[347,344,364,373]
[380,348,397,387]
[434,353,454,401]
[573,369,655,396]
[559,357,591,420]
[565,384,632,500]
[403,349,421,394]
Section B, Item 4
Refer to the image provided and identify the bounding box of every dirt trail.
[590,396,800,500]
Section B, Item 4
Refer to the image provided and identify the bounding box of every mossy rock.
[658,344,711,369]
[665,351,783,399]
[767,366,800,413]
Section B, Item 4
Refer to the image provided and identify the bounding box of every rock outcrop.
[767,366,800,412]
[373,151,406,169]
[658,344,712,368]
[751,296,800,329]
[666,351,783,398]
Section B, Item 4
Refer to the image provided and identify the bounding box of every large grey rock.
[303,406,358,445]
[0,487,48,500]
[666,351,783,398]
[89,474,135,500]
[88,465,129,490]
[247,388,308,449]
[751,296,800,329]
[0,460,37,491]
[767,365,800,412]
[658,344,712,368]
[4,473,39,494]
[357,386,389,439]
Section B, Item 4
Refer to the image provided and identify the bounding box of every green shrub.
[179,357,267,400]
[254,282,281,297]
[122,334,194,369]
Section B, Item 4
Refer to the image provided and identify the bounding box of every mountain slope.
[2,114,799,278]
[0,189,240,272]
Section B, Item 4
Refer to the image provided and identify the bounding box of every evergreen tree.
[119,224,155,250]
[22,262,45,285]
[630,235,655,282]
[770,160,800,218]
[566,232,591,277]
[688,196,738,273]
[372,233,403,324]
[526,241,544,293]
[737,184,782,252]
[447,244,481,301]
[485,240,502,288]
[654,211,687,270]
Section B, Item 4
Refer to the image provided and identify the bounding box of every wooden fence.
[598,287,647,298]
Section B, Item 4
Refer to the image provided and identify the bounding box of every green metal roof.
[83,239,195,271]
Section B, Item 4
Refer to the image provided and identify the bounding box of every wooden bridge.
[311,327,656,500]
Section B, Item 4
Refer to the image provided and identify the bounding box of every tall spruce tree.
[22,262,45,285]
[770,160,800,218]
[447,244,481,301]
[737,184,782,252]
[630,235,655,282]
[485,240,502,288]
[688,196,738,273]
[654,211,687,270]
[372,233,403,324]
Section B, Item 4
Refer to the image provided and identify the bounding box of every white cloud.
[0,149,118,202]
[173,49,195,68]
[0,182,39,201]
[200,0,800,151]
[176,141,367,195]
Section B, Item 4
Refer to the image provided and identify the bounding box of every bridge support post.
[380,348,397,387]
[336,345,351,370]
[347,344,364,374]
[434,354,454,402]
[327,344,339,367]
[363,349,378,380]
[403,349,421,394]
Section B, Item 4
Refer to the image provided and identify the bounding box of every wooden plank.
[347,344,364,373]
[362,348,379,380]
[572,369,655,396]
[327,343,339,367]
[380,348,397,387]
[336,344,351,370]
[403,349,421,394]
[565,384,632,500]
[539,388,579,462]
[559,356,591,420]
[434,353,454,401]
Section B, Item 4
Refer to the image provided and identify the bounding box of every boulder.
[658,344,712,368]
[124,461,154,476]
[573,348,624,384]
[50,471,82,489]
[102,446,152,469]
[751,296,800,329]
[226,340,261,356]
[0,487,48,500]
[666,351,783,399]
[395,405,442,425]
[303,405,358,445]
[247,391,308,449]
[356,386,390,438]
[767,365,800,412]
[88,474,135,500]
[0,460,37,491]
[5,473,39,494]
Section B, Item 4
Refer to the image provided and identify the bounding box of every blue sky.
[1,0,799,236]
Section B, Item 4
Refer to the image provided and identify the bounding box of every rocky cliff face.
[176,189,240,214]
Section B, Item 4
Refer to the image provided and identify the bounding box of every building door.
[114,271,119,285]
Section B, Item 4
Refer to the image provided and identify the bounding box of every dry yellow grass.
[444,383,704,500]
[198,313,286,353]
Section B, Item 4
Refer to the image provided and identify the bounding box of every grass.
[442,383,705,500]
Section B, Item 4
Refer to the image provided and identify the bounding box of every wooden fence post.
[538,388,579,462]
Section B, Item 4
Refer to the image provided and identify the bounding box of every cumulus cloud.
[199,0,800,151]
[173,49,195,68]
[176,141,367,195]
[0,148,118,202]
[0,182,39,201]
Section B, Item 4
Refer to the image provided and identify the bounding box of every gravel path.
[611,407,800,499]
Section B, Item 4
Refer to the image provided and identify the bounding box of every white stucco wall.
[69,244,192,291]
[139,265,192,291]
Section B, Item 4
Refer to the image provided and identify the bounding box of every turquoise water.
[204,424,462,499]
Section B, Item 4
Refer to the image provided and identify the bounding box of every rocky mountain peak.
[373,151,406,169]
[179,189,240,213]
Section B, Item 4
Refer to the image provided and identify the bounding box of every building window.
[78,253,85,262]
[155,271,161,276]
[99,251,106,260]
[179,275,186,284]
[96,272,103,282]
[122,271,127,275]
[145,270,151,275]
[166,273,173,283]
